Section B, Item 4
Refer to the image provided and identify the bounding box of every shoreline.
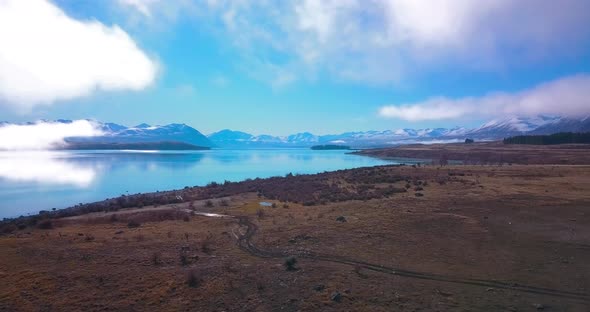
[1,163,410,228]
[5,141,590,224]
[0,148,392,219]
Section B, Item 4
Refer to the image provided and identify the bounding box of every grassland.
[1,148,590,311]
[353,141,590,165]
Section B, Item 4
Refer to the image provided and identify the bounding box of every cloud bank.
[0,0,157,111]
[379,75,590,121]
[0,120,103,150]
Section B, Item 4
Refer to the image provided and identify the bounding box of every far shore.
[352,141,590,165]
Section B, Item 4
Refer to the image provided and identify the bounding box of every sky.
[1,0,590,136]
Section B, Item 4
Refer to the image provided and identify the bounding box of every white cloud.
[0,0,157,111]
[193,0,590,85]
[379,74,590,121]
[115,0,196,24]
[0,120,103,150]
[118,0,160,17]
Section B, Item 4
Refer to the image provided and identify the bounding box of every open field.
[352,141,590,165]
[1,163,590,311]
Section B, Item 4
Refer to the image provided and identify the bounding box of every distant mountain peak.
[134,123,151,129]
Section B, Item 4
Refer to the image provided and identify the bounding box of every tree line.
[503,132,590,145]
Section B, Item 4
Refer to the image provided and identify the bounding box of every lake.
[0,149,407,218]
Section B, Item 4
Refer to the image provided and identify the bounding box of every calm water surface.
[0,149,404,218]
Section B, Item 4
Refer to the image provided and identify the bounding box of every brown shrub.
[284,256,298,271]
[152,252,162,266]
[179,252,189,266]
[37,220,53,230]
[201,233,214,254]
[127,220,141,228]
[187,270,201,288]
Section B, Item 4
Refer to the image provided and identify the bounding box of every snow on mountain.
[100,122,127,133]
[4,115,587,149]
[250,134,284,143]
[207,116,587,148]
[497,116,558,131]
[466,116,562,139]
[445,127,468,136]
[67,121,214,147]
[529,116,590,134]
[287,132,320,144]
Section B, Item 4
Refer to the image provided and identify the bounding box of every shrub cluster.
[0,165,417,233]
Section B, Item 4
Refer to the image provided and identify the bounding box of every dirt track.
[233,215,590,302]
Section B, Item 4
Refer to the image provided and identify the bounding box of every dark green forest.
[310,144,351,150]
[503,132,590,145]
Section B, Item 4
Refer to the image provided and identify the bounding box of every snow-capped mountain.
[207,115,588,148]
[464,116,562,139]
[207,126,474,147]
[68,121,214,147]
[529,116,590,135]
[287,132,320,144]
[100,122,127,133]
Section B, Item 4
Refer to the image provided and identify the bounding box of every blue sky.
[1,0,590,135]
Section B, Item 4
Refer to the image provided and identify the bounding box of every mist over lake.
[0,149,400,218]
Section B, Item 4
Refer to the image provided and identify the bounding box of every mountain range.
[2,116,589,149]
[207,116,590,148]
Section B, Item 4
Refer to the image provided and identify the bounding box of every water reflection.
[0,152,97,187]
[70,151,207,172]
[0,149,395,218]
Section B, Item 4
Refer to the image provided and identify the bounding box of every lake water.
[0,149,407,218]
